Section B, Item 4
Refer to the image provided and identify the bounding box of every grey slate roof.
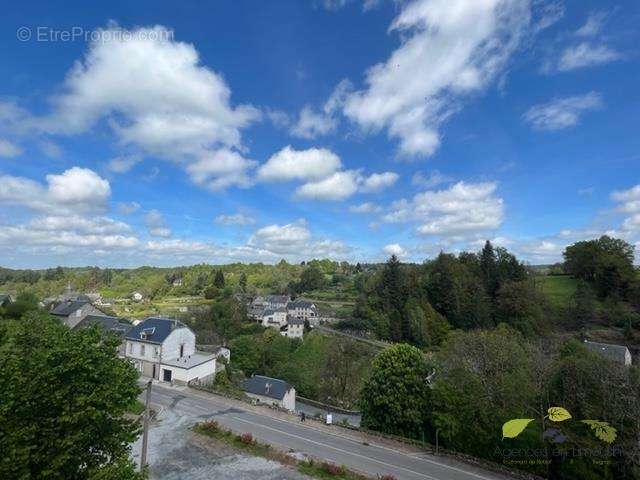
[263,307,286,316]
[51,300,89,317]
[0,293,12,305]
[287,315,305,326]
[243,375,293,400]
[74,315,132,336]
[265,295,290,304]
[288,300,315,309]
[584,340,630,364]
[125,317,187,344]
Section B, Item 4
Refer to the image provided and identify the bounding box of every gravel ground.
[131,409,309,480]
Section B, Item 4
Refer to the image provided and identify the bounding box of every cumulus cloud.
[612,185,640,235]
[186,149,256,191]
[144,209,172,238]
[30,25,259,190]
[382,181,504,238]
[0,167,110,214]
[523,92,603,131]
[349,202,381,214]
[107,155,142,174]
[258,146,342,182]
[248,219,349,258]
[360,172,399,193]
[342,0,532,157]
[296,170,361,201]
[214,213,256,225]
[0,139,22,157]
[383,243,406,257]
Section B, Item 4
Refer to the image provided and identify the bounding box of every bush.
[239,432,254,445]
[322,462,344,476]
[200,420,219,434]
[379,475,397,480]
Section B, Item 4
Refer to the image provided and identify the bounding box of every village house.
[73,314,133,356]
[132,291,144,302]
[287,300,318,322]
[124,317,218,385]
[50,299,107,329]
[280,316,304,339]
[243,375,296,411]
[261,307,288,328]
[584,340,632,366]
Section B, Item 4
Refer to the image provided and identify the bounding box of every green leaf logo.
[502,419,534,439]
[582,420,617,444]
[547,407,572,422]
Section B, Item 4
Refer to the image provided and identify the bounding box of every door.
[163,369,172,382]
[179,344,184,357]
[152,364,157,379]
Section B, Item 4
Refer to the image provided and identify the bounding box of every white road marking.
[231,416,439,480]
[154,387,504,480]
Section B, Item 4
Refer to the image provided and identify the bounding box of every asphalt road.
[147,383,514,480]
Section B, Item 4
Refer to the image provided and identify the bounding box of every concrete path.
[143,383,516,480]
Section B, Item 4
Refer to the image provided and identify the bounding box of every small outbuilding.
[243,375,296,411]
[584,340,632,366]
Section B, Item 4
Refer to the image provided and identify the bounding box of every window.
[154,347,159,358]
[128,342,133,354]
[140,345,145,356]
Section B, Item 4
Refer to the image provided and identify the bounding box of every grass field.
[536,275,577,307]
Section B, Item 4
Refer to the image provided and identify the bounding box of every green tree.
[239,272,248,293]
[214,270,225,289]
[0,313,144,480]
[494,280,547,336]
[1,292,39,319]
[360,344,432,439]
[297,265,326,293]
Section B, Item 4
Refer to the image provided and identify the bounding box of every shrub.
[239,432,254,444]
[322,462,344,475]
[380,475,397,480]
[200,420,219,433]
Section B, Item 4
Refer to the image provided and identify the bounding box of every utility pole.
[140,380,152,471]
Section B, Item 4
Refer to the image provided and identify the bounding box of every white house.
[261,307,288,328]
[124,317,217,384]
[243,375,296,411]
[281,316,304,339]
[287,300,318,323]
[132,291,144,302]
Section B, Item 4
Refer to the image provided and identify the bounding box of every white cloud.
[117,201,141,214]
[0,139,22,157]
[145,209,172,237]
[248,219,349,258]
[558,42,621,71]
[214,213,256,225]
[258,146,342,182]
[575,11,607,37]
[342,0,531,157]
[411,170,452,188]
[382,181,504,238]
[612,185,640,235]
[290,106,338,139]
[523,92,603,131]
[186,149,256,191]
[360,171,399,193]
[296,170,361,201]
[0,167,110,214]
[38,25,259,190]
[107,155,142,173]
[349,202,382,214]
[290,80,351,139]
[383,243,407,257]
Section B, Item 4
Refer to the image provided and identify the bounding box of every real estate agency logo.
[502,406,617,444]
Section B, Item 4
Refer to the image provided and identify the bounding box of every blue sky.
[0,0,639,268]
